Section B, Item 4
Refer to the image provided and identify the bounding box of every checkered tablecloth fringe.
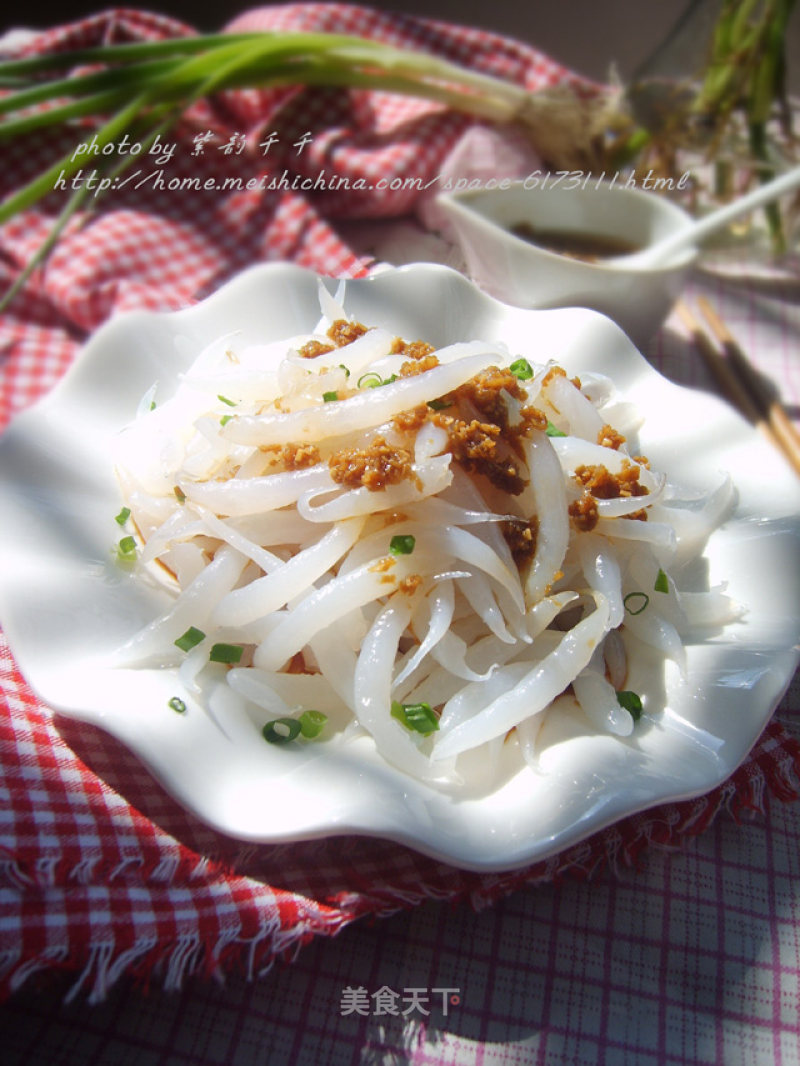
[1,675,798,1005]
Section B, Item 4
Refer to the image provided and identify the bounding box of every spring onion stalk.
[0,30,611,313]
[0,57,180,118]
[0,33,266,78]
[0,39,287,307]
[0,92,152,223]
[0,103,184,309]
[0,31,599,227]
[0,32,538,127]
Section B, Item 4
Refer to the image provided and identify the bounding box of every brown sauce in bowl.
[510,223,641,263]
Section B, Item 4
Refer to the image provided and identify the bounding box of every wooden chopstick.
[676,299,800,477]
[696,297,800,470]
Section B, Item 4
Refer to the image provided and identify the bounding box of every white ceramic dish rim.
[0,262,798,872]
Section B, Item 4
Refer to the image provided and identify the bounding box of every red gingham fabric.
[1,5,799,1003]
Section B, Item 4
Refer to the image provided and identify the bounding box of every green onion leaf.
[299,710,328,738]
[623,591,649,615]
[217,394,237,406]
[174,626,205,652]
[617,690,643,721]
[510,358,533,381]
[174,485,186,503]
[168,696,187,714]
[220,414,233,426]
[263,717,302,744]
[114,506,131,525]
[380,374,398,386]
[209,643,244,664]
[322,390,338,402]
[654,568,669,594]
[545,421,567,437]
[149,400,157,411]
[339,363,351,377]
[389,534,416,555]
[426,398,450,411]
[391,700,439,736]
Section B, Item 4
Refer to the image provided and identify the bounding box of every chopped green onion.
[220,414,233,426]
[174,626,205,652]
[322,390,338,402]
[149,400,157,411]
[391,700,439,736]
[356,371,398,388]
[426,398,450,411]
[174,485,186,503]
[339,364,351,377]
[209,643,244,664]
[654,568,669,594]
[389,534,416,555]
[357,371,383,389]
[116,535,137,563]
[168,696,187,714]
[217,394,237,406]
[545,421,567,437]
[114,506,131,525]
[623,591,649,615]
[299,710,328,738]
[263,717,302,744]
[509,358,533,380]
[616,690,643,721]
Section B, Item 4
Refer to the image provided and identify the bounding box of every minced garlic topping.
[573,461,648,499]
[327,319,368,347]
[329,437,414,491]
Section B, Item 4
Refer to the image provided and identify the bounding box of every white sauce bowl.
[436,179,697,344]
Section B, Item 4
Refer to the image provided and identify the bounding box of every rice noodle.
[112,282,740,786]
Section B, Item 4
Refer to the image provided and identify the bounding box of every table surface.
[2,723,799,1066]
[3,779,798,1066]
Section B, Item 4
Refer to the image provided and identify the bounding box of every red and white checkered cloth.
[1,5,799,1004]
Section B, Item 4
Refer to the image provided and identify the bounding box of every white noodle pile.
[112,281,741,786]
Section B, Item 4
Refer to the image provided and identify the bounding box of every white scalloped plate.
[1,263,798,871]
